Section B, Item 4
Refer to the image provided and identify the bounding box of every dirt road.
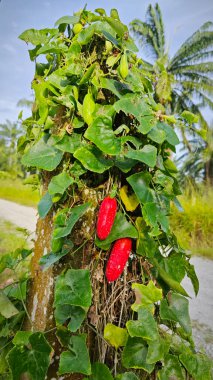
[0,198,212,356]
[0,199,37,232]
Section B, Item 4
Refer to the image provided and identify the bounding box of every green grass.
[0,219,28,255]
[0,219,31,286]
[0,178,39,207]
[170,187,213,259]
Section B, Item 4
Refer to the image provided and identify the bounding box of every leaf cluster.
[1,7,211,380]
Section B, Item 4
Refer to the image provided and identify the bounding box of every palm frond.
[170,22,213,67]
[170,50,213,67]
[171,89,209,130]
[171,61,213,74]
[130,19,159,59]
[180,79,213,97]
[177,72,213,86]
[146,3,165,57]
[195,91,213,110]
[130,3,166,60]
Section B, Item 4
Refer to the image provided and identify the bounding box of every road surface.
[0,198,37,232]
[0,198,212,356]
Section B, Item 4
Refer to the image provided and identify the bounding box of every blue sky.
[0,0,213,124]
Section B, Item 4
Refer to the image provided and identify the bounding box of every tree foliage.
[130,4,213,135]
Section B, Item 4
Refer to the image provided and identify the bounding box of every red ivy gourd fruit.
[106,238,132,282]
[96,197,117,240]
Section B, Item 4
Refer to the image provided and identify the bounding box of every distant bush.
[0,170,14,180]
[0,177,39,207]
[170,187,213,258]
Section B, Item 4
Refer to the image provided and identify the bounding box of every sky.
[0,0,213,124]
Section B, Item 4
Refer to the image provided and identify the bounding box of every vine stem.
[85,322,111,348]
[18,281,33,328]
[0,338,14,353]
[118,270,126,327]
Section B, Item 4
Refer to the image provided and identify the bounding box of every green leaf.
[153,170,174,194]
[160,293,192,335]
[121,136,142,149]
[102,30,119,46]
[38,191,53,219]
[127,308,159,341]
[148,126,166,144]
[39,243,74,271]
[146,337,170,364]
[153,258,189,297]
[114,94,151,122]
[164,158,178,173]
[179,351,212,380]
[59,334,91,376]
[54,269,92,308]
[122,337,155,373]
[37,44,65,55]
[125,145,157,167]
[0,253,18,274]
[136,217,157,258]
[137,230,157,258]
[96,212,138,250]
[104,323,128,349]
[100,78,131,99]
[7,332,52,380]
[79,63,96,85]
[0,292,19,319]
[55,304,86,332]
[115,156,137,173]
[143,202,169,233]
[70,160,86,178]
[53,203,90,239]
[77,24,96,45]
[105,17,128,37]
[4,280,27,301]
[48,172,74,195]
[131,281,162,312]
[52,133,82,153]
[90,362,114,380]
[161,253,186,283]
[55,15,80,26]
[56,326,73,348]
[160,122,179,146]
[22,137,63,171]
[181,110,199,124]
[127,172,154,204]
[148,122,179,146]
[116,372,139,380]
[85,116,121,156]
[74,145,112,173]
[158,354,185,380]
[185,260,199,296]
[19,28,57,45]
[13,331,32,346]
[137,115,156,134]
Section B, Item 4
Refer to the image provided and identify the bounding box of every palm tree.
[130,4,213,132]
[177,126,213,186]
[0,120,23,174]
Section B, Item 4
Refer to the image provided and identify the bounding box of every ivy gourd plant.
[0,6,212,380]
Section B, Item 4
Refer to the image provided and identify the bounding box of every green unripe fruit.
[51,238,63,253]
[120,52,129,79]
[105,40,113,54]
[82,93,95,125]
[46,53,54,63]
[73,23,83,35]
